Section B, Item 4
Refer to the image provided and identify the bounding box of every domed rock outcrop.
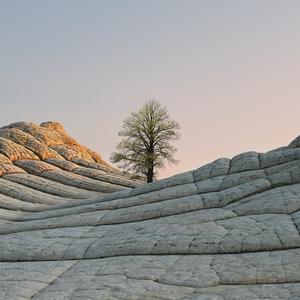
[0,123,299,299]
[0,121,144,213]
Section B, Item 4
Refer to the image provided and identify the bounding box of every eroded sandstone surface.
[0,122,299,299]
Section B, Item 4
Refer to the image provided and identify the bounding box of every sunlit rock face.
[0,122,299,300]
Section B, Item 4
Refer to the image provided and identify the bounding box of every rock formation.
[0,121,299,299]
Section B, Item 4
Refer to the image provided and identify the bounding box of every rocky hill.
[0,122,299,299]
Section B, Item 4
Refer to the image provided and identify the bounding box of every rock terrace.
[0,121,299,299]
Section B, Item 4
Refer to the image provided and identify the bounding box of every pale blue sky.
[0,0,299,177]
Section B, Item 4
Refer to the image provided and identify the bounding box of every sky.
[0,0,299,178]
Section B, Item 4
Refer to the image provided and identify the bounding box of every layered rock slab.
[0,122,143,214]
[0,124,300,299]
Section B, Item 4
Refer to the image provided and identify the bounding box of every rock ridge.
[0,123,299,299]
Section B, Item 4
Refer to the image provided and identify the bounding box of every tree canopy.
[111,100,180,183]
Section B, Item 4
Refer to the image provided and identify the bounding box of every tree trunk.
[147,165,154,183]
[147,142,154,183]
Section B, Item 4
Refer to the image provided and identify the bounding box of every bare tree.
[111,100,180,183]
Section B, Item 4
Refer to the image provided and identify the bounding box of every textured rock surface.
[0,123,299,299]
